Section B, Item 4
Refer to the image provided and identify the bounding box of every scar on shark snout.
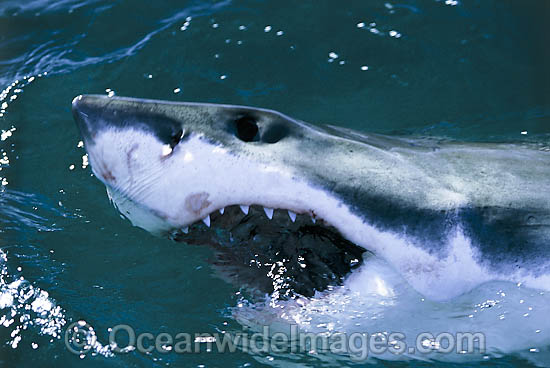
[97,161,116,183]
[185,192,212,215]
[126,143,139,182]
[102,170,116,182]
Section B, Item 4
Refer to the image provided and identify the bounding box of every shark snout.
[72,94,312,155]
[72,94,96,144]
[72,94,185,149]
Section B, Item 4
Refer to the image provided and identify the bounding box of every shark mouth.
[165,204,366,298]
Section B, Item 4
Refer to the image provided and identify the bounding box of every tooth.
[288,210,296,222]
[182,227,189,234]
[202,215,210,227]
[263,207,273,219]
[219,208,225,215]
[240,205,249,215]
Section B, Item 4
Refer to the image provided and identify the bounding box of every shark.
[71,94,550,301]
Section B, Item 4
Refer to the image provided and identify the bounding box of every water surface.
[0,0,549,367]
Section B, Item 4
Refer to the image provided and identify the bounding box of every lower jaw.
[107,187,176,236]
[168,204,369,298]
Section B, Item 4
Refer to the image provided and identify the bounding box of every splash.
[0,249,66,349]
[231,256,550,364]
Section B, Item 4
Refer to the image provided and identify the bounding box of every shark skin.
[72,94,550,300]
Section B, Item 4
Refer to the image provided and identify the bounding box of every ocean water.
[0,0,549,367]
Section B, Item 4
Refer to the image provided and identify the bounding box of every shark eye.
[169,129,184,149]
[235,116,259,142]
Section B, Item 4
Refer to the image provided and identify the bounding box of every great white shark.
[71,94,550,301]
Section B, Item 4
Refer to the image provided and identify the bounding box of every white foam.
[0,292,14,309]
[0,250,66,346]
[0,249,115,358]
[233,256,550,363]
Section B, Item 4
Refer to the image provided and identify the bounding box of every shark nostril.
[235,116,259,142]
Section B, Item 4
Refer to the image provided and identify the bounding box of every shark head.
[71,94,366,234]
[72,95,550,300]
[72,94,374,296]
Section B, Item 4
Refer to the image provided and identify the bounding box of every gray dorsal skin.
[72,95,550,299]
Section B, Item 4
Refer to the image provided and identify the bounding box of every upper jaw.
[97,130,365,248]
[71,94,313,149]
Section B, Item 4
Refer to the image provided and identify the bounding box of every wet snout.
[72,94,186,149]
[71,95,99,144]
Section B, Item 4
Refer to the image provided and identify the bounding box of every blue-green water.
[0,0,549,367]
